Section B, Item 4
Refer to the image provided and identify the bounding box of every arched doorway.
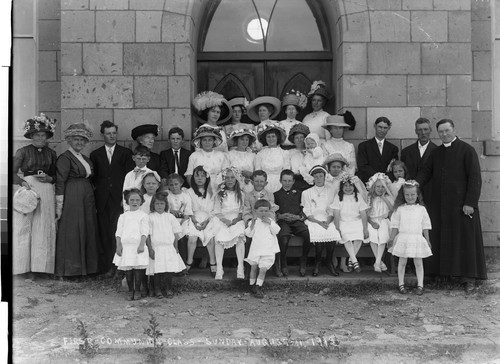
[197,0,334,124]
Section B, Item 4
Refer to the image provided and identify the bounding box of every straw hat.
[64,122,93,141]
[287,123,310,143]
[192,91,232,125]
[246,96,281,122]
[191,125,223,148]
[322,111,356,131]
[227,97,249,112]
[13,187,40,214]
[323,153,349,168]
[256,124,287,147]
[281,90,307,111]
[23,113,56,139]
[227,128,256,148]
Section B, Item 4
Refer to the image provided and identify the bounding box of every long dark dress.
[55,150,100,276]
[416,138,487,280]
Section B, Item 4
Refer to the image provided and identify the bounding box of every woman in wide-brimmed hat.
[227,128,256,193]
[131,124,161,172]
[192,91,233,152]
[55,122,100,278]
[322,113,357,175]
[185,126,229,193]
[246,95,281,152]
[13,113,58,276]
[302,81,331,142]
[254,124,289,193]
[278,90,307,150]
[224,97,254,137]
[287,123,311,191]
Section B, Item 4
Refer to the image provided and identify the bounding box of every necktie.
[107,148,113,164]
[134,167,145,177]
[378,141,383,154]
[174,150,180,174]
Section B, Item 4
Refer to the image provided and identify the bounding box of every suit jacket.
[401,140,437,203]
[357,138,399,183]
[159,147,192,181]
[90,144,134,213]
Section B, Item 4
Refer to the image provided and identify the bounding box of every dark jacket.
[357,138,399,183]
[159,147,192,182]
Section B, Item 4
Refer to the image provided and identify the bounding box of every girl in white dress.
[302,166,341,277]
[139,171,161,213]
[331,174,369,273]
[227,129,256,193]
[245,199,280,298]
[147,192,186,299]
[366,173,395,273]
[185,126,229,193]
[254,124,290,193]
[299,133,325,185]
[389,181,432,295]
[278,90,307,149]
[388,160,407,197]
[113,188,150,301]
[166,173,192,230]
[246,96,281,152]
[184,166,216,276]
[207,167,246,280]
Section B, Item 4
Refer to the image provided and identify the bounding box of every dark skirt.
[55,177,100,276]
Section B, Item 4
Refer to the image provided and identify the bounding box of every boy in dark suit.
[90,120,134,276]
[159,127,192,188]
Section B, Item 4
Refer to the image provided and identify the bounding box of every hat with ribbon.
[131,124,159,140]
[281,90,307,111]
[13,187,40,214]
[227,128,257,148]
[307,80,329,100]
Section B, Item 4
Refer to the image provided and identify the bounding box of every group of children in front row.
[113,146,432,300]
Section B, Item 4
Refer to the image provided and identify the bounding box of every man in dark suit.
[90,120,134,276]
[357,116,399,183]
[401,118,437,201]
[159,126,192,187]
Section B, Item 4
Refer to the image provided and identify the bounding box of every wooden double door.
[197,61,334,122]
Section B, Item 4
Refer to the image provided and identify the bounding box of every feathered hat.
[192,91,232,125]
[131,124,159,140]
[307,80,329,100]
[227,128,257,148]
[191,125,223,148]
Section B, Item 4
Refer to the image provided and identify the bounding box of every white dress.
[186,149,229,192]
[147,212,186,274]
[113,209,150,270]
[288,148,305,175]
[390,204,432,258]
[367,195,393,245]
[278,119,300,147]
[167,189,193,233]
[322,138,357,175]
[302,185,340,242]
[122,167,153,211]
[302,110,330,142]
[140,194,154,214]
[389,178,405,198]
[227,149,255,193]
[254,147,290,193]
[331,194,368,243]
[206,190,246,249]
[244,219,280,269]
[183,188,215,246]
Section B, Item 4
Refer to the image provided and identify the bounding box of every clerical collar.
[443,137,457,148]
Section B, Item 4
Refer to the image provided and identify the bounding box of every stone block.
[124,44,174,75]
[473,51,492,81]
[341,12,370,42]
[446,75,471,106]
[57,51,61,80]
[61,109,83,135]
[61,43,82,76]
[83,43,122,75]
[62,76,133,108]
[83,109,114,127]
[96,11,135,42]
[368,43,420,74]
[402,0,432,10]
[448,11,471,42]
[39,20,60,51]
[38,0,60,19]
[135,77,169,108]
[39,81,61,111]
[472,20,492,51]
[338,107,367,140]
[483,233,500,247]
[367,0,401,10]
[484,140,500,156]
[39,51,58,81]
[472,111,492,141]
[341,0,368,15]
[422,43,471,74]
[342,43,367,74]
[408,76,446,106]
[366,107,421,139]
[61,10,94,42]
[162,109,192,139]
[472,81,492,111]
[164,0,192,14]
[136,11,163,42]
[129,0,165,10]
[370,11,410,42]
[481,172,500,202]
[89,0,128,10]
[61,0,89,10]
[175,43,193,76]
[411,11,447,42]
[342,75,407,107]
[433,0,470,11]
[168,76,191,108]
[161,12,191,42]
[114,109,162,141]
[472,0,491,21]
[421,107,471,138]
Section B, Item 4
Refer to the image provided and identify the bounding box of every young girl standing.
[113,188,150,300]
[140,171,161,213]
[184,166,216,275]
[331,173,369,273]
[366,173,394,272]
[147,192,186,298]
[389,181,432,295]
[245,199,280,298]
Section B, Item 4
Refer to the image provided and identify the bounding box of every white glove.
[55,195,64,220]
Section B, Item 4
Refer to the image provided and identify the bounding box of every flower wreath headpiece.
[339,172,358,185]
[366,172,392,190]
[404,180,419,187]
[215,167,244,200]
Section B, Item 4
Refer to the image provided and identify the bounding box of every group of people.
[13,80,487,299]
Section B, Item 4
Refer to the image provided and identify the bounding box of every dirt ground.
[11,258,500,364]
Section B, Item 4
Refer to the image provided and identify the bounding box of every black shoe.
[281,266,289,277]
[327,264,339,276]
[254,286,264,299]
[312,263,320,277]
